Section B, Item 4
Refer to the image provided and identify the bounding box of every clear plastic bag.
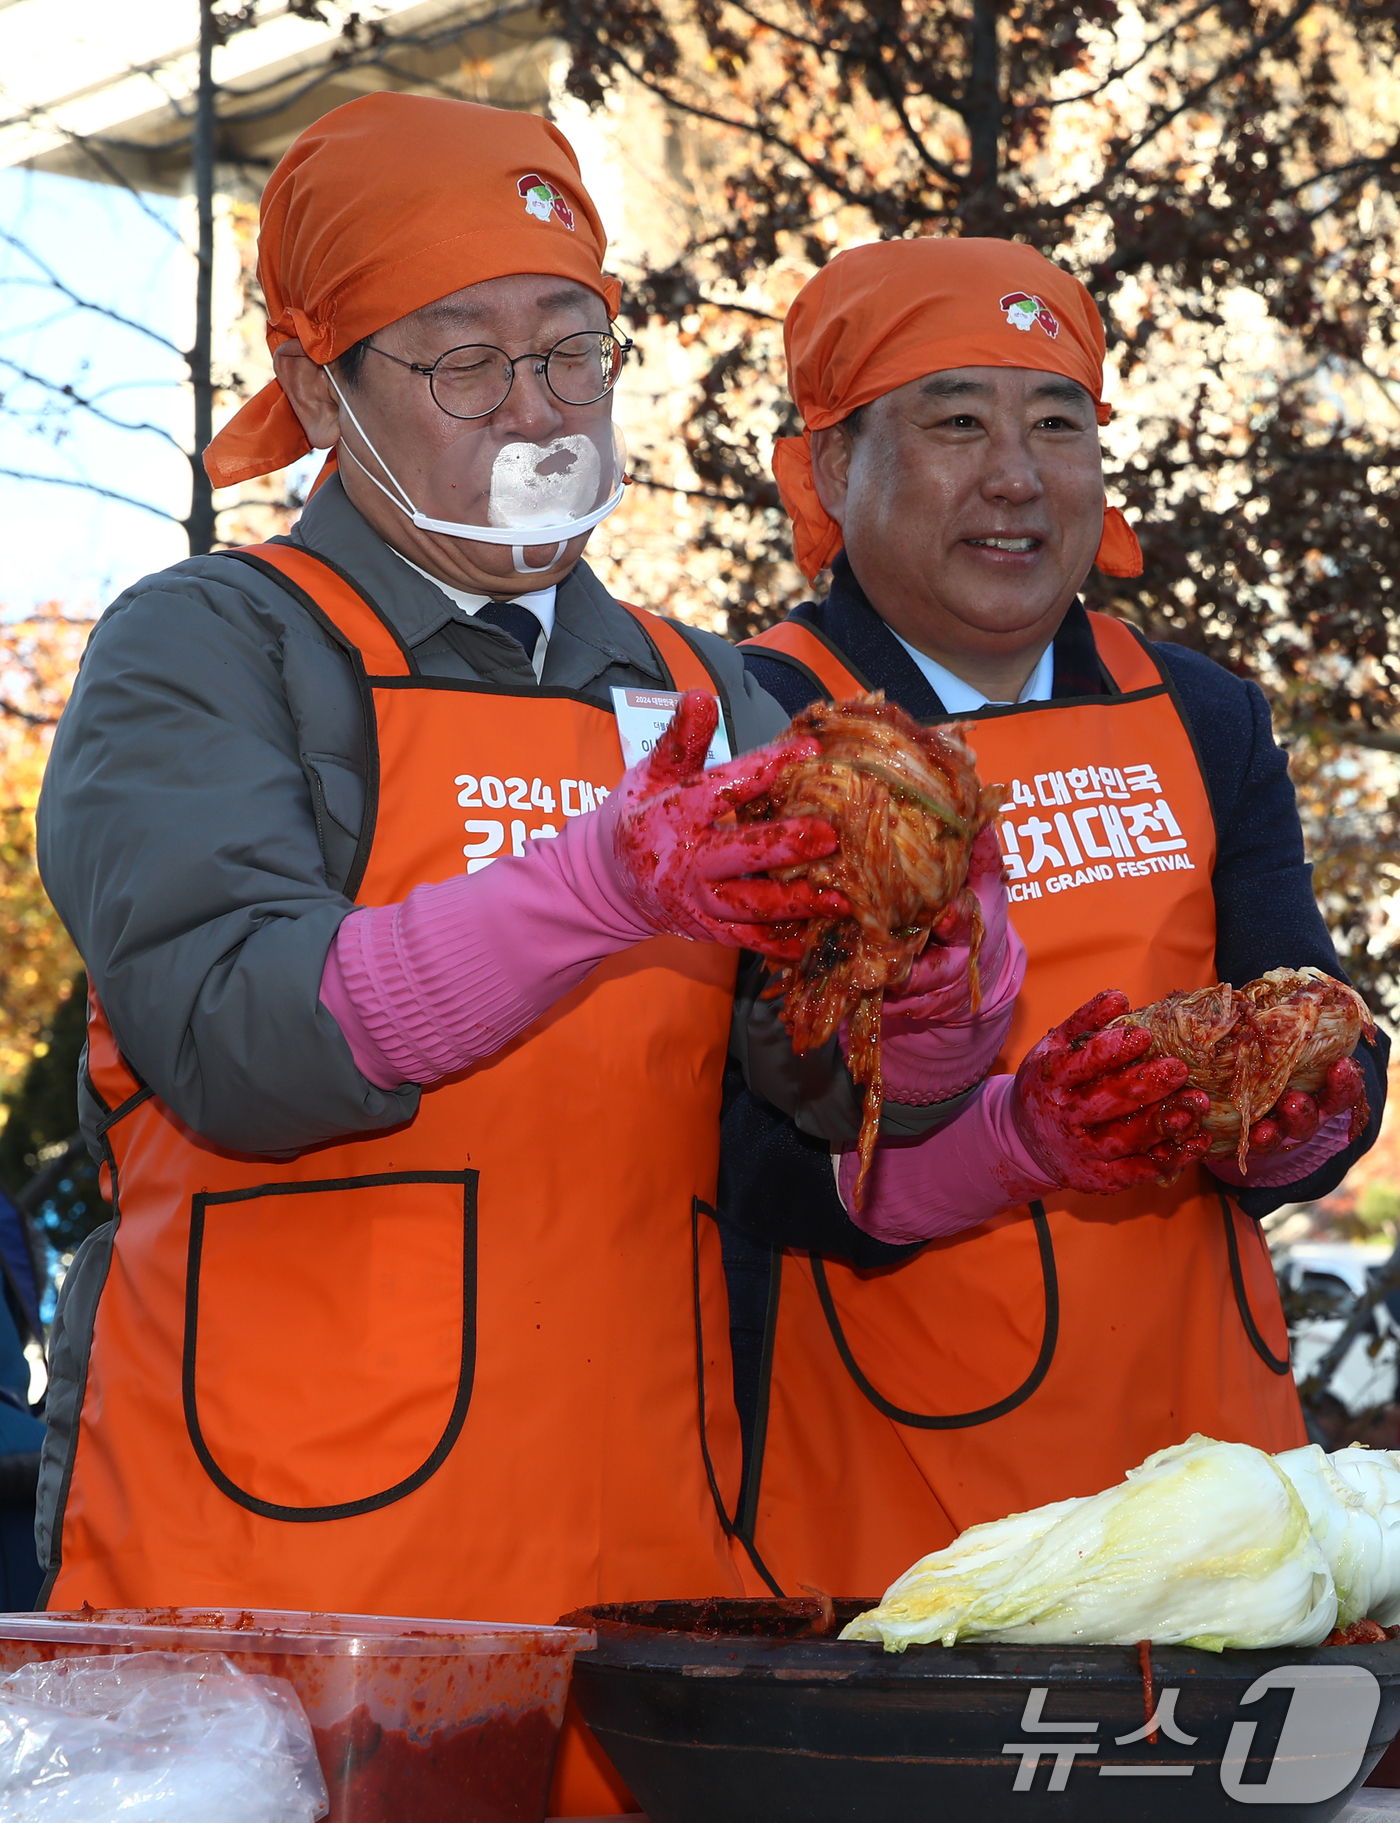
[0,1649,330,1820]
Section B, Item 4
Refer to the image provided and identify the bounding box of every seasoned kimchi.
[1110,968,1375,1172]
[742,692,1002,1199]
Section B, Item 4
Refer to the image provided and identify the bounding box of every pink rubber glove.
[1207,1057,1366,1187]
[1012,989,1212,1193]
[837,991,1215,1244]
[322,692,848,1089]
[1208,1112,1353,1189]
[849,825,1027,1105]
[1244,1056,1367,1157]
[837,1076,1059,1244]
[611,690,848,959]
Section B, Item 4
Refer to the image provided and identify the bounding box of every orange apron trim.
[735,612,1305,1602]
[54,549,744,1818]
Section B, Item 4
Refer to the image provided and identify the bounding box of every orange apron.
[48,545,748,1816]
[734,610,1305,1601]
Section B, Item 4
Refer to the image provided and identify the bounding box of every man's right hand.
[866,825,1027,1106]
[1011,989,1211,1194]
[609,690,850,957]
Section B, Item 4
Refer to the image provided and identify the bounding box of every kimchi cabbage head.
[841,1435,1336,1653]
[1109,968,1375,1172]
[1275,1444,1400,1630]
[743,692,1002,1201]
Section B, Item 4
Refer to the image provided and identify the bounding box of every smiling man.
[718,238,1388,1603]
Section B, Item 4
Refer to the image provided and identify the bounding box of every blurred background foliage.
[550,0,1400,1018]
[0,607,84,1085]
[0,609,110,1273]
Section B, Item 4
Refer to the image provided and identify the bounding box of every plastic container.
[0,1608,593,1823]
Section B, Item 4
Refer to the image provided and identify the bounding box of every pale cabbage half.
[842,1435,1343,1653]
[1276,1444,1400,1628]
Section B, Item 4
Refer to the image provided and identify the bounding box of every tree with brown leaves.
[549,0,1400,1011]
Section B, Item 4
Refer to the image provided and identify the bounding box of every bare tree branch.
[0,295,100,338]
[1027,0,1220,113]
[722,0,828,53]
[0,357,184,448]
[0,699,60,729]
[1295,720,1400,756]
[863,52,960,186]
[0,228,182,355]
[213,497,304,516]
[633,475,763,503]
[1101,0,1319,184]
[1,614,98,627]
[581,49,877,212]
[0,467,182,521]
[0,93,186,244]
[628,291,782,322]
[1284,141,1400,205]
[75,5,544,151]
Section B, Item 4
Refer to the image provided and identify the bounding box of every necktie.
[476,600,544,669]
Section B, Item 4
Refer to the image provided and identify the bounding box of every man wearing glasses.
[33,94,836,1817]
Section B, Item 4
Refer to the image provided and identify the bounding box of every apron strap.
[84,988,149,1122]
[225,550,745,750]
[619,604,742,756]
[741,618,868,702]
[222,546,415,677]
[1085,610,1169,694]
[749,609,1169,706]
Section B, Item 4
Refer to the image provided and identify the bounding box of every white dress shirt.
[397,553,556,680]
[888,629,1055,712]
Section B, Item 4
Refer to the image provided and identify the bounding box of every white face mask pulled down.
[328,374,627,574]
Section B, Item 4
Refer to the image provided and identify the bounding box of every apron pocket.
[184,1170,476,1520]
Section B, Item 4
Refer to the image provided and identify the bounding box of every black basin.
[561,1598,1400,1822]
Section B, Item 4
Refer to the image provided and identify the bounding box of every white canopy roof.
[0,0,551,193]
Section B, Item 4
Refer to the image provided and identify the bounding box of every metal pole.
[186,0,217,554]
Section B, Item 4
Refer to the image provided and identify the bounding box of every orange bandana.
[772,238,1142,582]
[205,94,621,488]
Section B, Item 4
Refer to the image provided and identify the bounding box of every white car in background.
[1277,1242,1399,1418]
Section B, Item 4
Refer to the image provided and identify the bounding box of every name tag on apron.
[611,686,732,771]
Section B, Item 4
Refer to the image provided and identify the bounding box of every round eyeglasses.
[362,329,633,420]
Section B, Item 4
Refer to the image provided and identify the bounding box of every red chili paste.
[1321,1619,1400,1647]
[316,1704,560,1823]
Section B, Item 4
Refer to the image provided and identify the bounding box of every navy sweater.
[719,557,1390,1428]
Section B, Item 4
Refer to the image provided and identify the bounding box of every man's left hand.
[1206,1054,1367,1188]
[1244,1056,1367,1155]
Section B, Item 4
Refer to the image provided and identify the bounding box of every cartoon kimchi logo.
[1000,291,1060,339]
[518,174,576,232]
